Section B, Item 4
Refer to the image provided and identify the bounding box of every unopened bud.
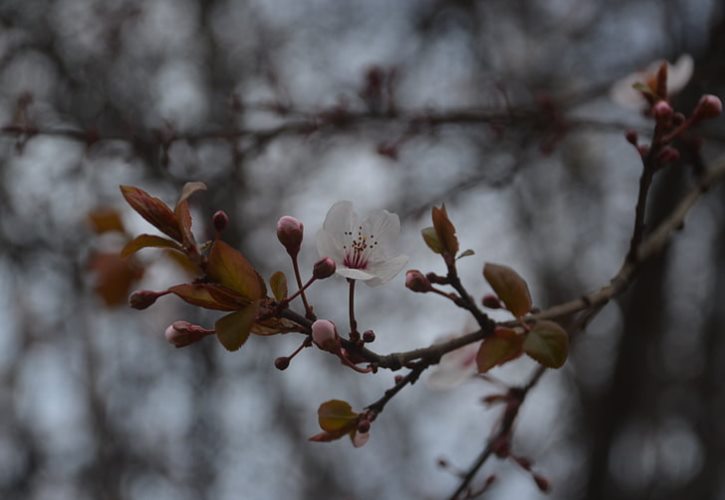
[213,210,229,233]
[362,330,375,343]
[405,270,432,293]
[625,129,638,146]
[514,456,533,470]
[394,375,403,384]
[274,356,290,370]
[276,216,304,257]
[313,257,336,279]
[533,474,550,493]
[311,319,339,352]
[652,100,673,122]
[692,94,722,122]
[164,320,214,348]
[482,294,502,309]
[637,145,650,158]
[657,146,680,164]
[357,419,371,433]
[129,290,162,310]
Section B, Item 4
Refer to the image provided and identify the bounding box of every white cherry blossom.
[316,201,408,287]
[426,340,479,390]
[610,54,694,110]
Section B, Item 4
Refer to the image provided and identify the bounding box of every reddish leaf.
[270,271,288,301]
[421,226,443,254]
[207,240,265,300]
[120,185,182,241]
[476,330,524,373]
[121,234,183,258]
[215,302,259,351]
[168,284,244,311]
[431,205,459,256]
[175,200,196,247]
[163,250,202,276]
[174,182,207,246]
[318,400,358,433]
[88,252,144,307]
[88,209,125,234]
[251,317,300,336]
[523,320,569,368]
[483,263,532,318]
[176,181,207,207]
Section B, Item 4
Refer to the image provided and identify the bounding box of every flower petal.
[316,228,345,263]
[323,201,357,244]
[364,254,409,287]
[361,209,401,258]
[336,267,376,281]
[610,73,647,110]
[668,54,694,94]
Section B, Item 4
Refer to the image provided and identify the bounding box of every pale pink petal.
[322,200,358,248]
[316,229,345,263]
[336,267,376,281]
[364,254,409,287]
[668,54,694,94]
[352,431,370,448]
[361,209,400,258]
[426,342,479,390]
[610,72,648,110]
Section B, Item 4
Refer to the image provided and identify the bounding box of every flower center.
[342,226,378,269]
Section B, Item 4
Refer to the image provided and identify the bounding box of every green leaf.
[168,283,246,311]
[120,185,182,241]
[421,227,443,254]
[457,249,475,260]
[318,400,358,433]
[523,320,569,368]
[476,329,524,373]
[431,205,459,255]
[215,302,259,351]
[483,263,532,318]
[207,240,265,300]
[632,82,656,97]
[270,271,288,301]
[121,234,183,258]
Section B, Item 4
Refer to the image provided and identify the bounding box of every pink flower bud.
[276,216,304,257]
[482,294,503,309]
[352,430,369,448]
[129,290,163,310]
[405,270,432,293]
[362,330,375,343]
[692,94,722,122]
[311,319,339,352]
[652,100,673,122]
[274,356,290,370]
[534,475,550,493]
[356,419,371,433]
[625,129,638,146]
[164,320,214,348]
[313,257,336,279]
[213,210,229,233]
[657,146,680,164]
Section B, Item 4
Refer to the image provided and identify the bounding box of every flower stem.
[282,276,316,306]
[292,256,314,319]
[348,279,359,341]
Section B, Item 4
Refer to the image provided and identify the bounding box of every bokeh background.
[1,0,725,499]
